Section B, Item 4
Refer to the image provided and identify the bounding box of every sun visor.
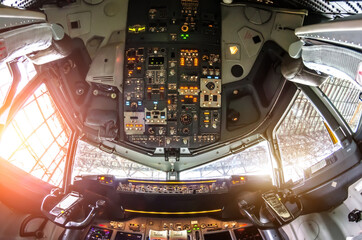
[0,8,46,30]
[27,34,72,65]
[0,23,53,63]
[301,45,362,88]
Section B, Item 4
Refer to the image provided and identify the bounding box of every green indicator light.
[197,228,200,230]
[193,228,196,230]
[180,34,190,40]
[187,230,192,233]
[194,225,197,227]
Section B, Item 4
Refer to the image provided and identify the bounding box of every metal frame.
[271,78,359,187]
[0,62,77,188]
[63,131,78,193]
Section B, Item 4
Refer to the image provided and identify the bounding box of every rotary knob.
[180,114,192,125]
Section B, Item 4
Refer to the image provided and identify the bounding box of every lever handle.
[238,201,276,229]
[64,200,105,229]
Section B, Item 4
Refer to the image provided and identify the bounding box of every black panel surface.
[234,227,263,240]
[204,231,232,240]
[115,232,142,240]
[85,227,113,240]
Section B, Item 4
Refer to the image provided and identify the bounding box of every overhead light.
[229,45,239,55]
[124,209,222,215]
[128,179,217,184]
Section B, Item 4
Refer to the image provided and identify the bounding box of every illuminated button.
[215,68,220,76]
[229,46,239,55]
[202,68,208,75]
[181,25,189,32]
[194,57,199,67]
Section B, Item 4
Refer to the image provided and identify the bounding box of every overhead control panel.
[122,0,221,150]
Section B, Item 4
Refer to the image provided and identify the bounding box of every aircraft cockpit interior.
[0,0,362,239]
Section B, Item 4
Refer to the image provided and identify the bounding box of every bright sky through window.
[0,59,70,186]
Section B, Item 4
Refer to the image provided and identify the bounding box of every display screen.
[204,231,232,240]
[234,227,263,240]
[57,194,80,210]
[115,232,142,240]
[148,57,164,65]
[85,227,113,240]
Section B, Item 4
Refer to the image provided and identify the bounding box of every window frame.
[0,65,76,189]
[273,89,341,184]
[44,79,79,192]
[318,78,362,135]
[272,83,360,191]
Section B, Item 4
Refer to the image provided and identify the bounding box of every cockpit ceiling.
[1,0,361,172]
[2,0,362,16]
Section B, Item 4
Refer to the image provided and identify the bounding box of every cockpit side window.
[319,77,362,133]
[0,60,70,187]
[275,91,341,184]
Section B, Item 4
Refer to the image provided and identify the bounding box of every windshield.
[73,140,273,180]
[73,140,167,180]
[180,141,272,180]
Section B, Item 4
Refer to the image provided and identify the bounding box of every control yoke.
[239,189,303,229]
[41,188,105,229]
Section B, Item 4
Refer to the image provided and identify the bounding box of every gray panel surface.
[221,4,306,84]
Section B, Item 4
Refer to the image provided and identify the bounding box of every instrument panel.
[73,175,273,240]
[122,0,221,150]
[117,179,228,194]
[85,217,263,240]
[74,175,267,221]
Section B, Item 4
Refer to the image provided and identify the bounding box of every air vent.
[85,43,124,92]
[93,76,114,82]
